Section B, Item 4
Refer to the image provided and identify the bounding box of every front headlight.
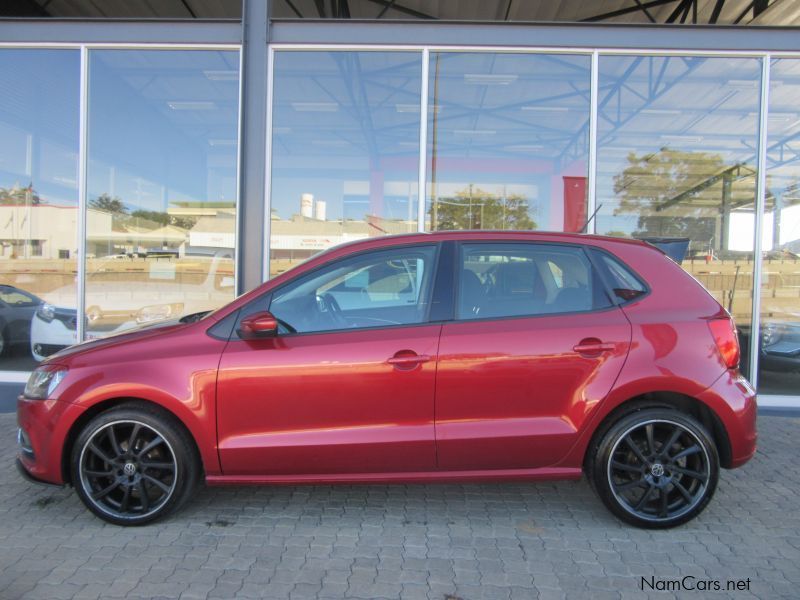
[136,302,184,324]
[24,366,68,400]
[36,302,56,322]
[761,323,783,347]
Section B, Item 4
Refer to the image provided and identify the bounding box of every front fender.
[67,380,221,477]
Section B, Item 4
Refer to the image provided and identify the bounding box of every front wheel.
[71,403,199,526]
[590,408,719,529]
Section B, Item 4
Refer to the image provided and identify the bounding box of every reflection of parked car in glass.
[30,303,80,362]
[735,321,800,376]
[30,254,234,361]
[758,322,800,372]
[0,285,42,356]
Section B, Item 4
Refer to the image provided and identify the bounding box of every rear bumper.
[698,370,758,468]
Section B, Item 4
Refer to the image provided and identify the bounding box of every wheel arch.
[582,391,733,472]
[60,396,206,484]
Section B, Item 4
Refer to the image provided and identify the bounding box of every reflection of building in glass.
[0,204,78,260]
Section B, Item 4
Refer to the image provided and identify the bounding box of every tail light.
[708,317,740,369]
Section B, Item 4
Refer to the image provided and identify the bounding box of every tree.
[0,183,41,205]
[430,186,536,231]
[89,193,128,215]
[612,147,734,242]
[130,209,194,230]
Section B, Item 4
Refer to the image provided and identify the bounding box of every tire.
[71,402,200,526]
[590,408,719,529]
[0,322,7,357]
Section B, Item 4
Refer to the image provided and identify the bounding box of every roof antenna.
[580,203,603,233]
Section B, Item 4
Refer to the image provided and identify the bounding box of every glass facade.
[425,52,590,233]
[0,46,240,372]
[268,47,798,395]
[595,55,763,377]
[758,58,800,395]
[268,51,421,277]
[85,49,239,339]
[0,35,799,400]
[0,50,80,371]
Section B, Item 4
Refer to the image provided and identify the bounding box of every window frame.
[451,240,617,324]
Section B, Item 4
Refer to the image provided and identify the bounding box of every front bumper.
[697,369,758,468]
[16,395,83,486]
[30,314,76,361]
[16,457,63,487]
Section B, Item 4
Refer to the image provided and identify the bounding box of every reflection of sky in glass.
[0,50,80,207]
[765,59,800,249]
[270,51,422,223]
[425,52,591,231]
[87,50,240,213]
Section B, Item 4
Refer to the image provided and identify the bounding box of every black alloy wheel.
[591,408,719,528]
[71,403,199,525]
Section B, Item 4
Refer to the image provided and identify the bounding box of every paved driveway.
[1,413,798,599]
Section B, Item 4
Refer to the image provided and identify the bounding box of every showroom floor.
[0,414,798,600]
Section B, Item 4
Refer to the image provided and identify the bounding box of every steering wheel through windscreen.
[316,292,348,328]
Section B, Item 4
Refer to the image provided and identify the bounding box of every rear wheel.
[71,403,199,526]
[590,408,719,528]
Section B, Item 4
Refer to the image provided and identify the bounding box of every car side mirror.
[238,311,278,339]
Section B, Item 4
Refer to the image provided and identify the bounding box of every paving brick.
[0,414,798,599]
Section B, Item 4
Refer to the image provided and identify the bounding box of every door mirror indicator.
[238,311,279,339]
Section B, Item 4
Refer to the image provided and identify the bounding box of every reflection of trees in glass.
[89,195,196,230]
[430,186,536,231]
[89,193,128,215]
[0,183,41,205]
[613,148,753,246]
[130,210,194,230]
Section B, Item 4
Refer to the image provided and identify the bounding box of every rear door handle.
[573,338,616,356]
[387,352,431,368]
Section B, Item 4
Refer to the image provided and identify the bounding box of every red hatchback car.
[17,231,757,528]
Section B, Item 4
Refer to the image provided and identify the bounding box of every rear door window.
[457,243,612,320]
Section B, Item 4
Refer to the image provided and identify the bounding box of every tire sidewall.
[591,408,720,529]
[71,405,198,526]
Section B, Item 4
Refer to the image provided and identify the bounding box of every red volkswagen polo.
[17,232,757,528]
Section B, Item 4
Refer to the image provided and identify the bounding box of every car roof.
[318,230,649,256]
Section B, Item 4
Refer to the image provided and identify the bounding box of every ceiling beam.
[362,0,437,20]
[581,0,679,23]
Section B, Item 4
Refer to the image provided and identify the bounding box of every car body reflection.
[0,285,42,357]
[29,254,234,361]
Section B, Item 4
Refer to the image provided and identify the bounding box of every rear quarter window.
[594,251,648,302]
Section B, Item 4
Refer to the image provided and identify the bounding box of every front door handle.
[573,338,616,356]
[387,351,431,369]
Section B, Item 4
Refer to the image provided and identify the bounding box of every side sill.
[206,467,582,486]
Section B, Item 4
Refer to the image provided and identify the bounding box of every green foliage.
[613,147,729,242]
[130,210,194,230]
[89,193,128,215]
[0,183,40,205]
[430,186,536,231]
